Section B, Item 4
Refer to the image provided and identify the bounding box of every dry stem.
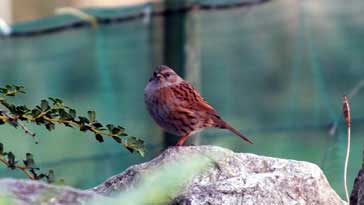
[343,96,351,204]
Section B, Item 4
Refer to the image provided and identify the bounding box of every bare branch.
[1,111,39,144]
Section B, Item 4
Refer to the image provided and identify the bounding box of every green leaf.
[111,127,124,135]
[31,108,42,118]
[40,100,50,112]
[112,136,122,144]
[88,111,96,123]
[69,109,76,119]
[0,143,3,155]
[56,98,63,104]
[63,122,73,127]
[48,97,63,106]
[78,116,90,124]
[106,124,114,132]
[7,152,16,169]
[13,85,24,91]
[58,109,67,119]
[15,105,30,116]
[7,104,16,113]
[45,122,55,131]
[48,97,56,103]
[38,173,46,179]
[23,153,35,169]
[92,122,103,128]
[80,125,88,132]
[29,169,38,179]
[47,169,55,183]
[59,109,73,120]
[95,134,104,143]
[123,137,145,157]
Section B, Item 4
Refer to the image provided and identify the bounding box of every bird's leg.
[176,133,190,146]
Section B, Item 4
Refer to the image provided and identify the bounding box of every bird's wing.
[170,81,216,113]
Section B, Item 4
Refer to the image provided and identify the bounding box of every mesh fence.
[0,0,363,196]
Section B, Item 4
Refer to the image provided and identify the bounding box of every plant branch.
[0,111,39,143]
[0,102,125,140]
[0,156,35,180]
[24,115,119,138]
[0,84,145,182]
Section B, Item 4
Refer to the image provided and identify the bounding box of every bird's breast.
[144,86,185,135]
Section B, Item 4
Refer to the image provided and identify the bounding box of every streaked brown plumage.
[144,65,253,146]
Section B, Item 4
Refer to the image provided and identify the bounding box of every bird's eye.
[165,73,171,78]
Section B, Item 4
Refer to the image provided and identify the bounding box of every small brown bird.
[144,65,253,146]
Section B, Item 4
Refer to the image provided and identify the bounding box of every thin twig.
[1,111,39,144]
[17,122,39,144]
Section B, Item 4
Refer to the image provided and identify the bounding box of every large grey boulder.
[350,168,364,205]
[92,145,345,205]
[0,178,96,205]
[0,146,345,205]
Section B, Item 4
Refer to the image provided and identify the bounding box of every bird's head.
[148,65,183,87]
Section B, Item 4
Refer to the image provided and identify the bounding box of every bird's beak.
[156,73,162,80]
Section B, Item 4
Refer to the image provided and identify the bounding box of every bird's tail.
[222,123,253,144]
[211,114,253,144]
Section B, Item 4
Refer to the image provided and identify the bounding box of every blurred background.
[0,0,363,198]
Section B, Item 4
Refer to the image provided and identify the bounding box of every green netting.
[0,0,363,197]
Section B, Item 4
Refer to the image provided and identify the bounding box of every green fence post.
[162,0,201,147]
[184,5,201,145]
[149,2,166,151]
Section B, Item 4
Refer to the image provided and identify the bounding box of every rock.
[0,178,95,205]
[1,146,345,205]
[350,168,364,205]
[92,145,345,205]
